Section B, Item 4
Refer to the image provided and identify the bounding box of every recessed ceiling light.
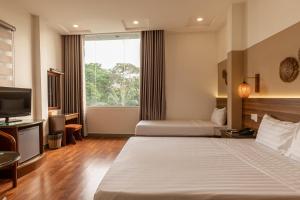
[73,24,79,28]
[196,17,204,22]
[133,20,139,25]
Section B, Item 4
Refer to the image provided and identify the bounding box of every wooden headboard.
[216,98,227,109]
[243,98,300,130]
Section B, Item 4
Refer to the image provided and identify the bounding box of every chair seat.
[65,124,83,144]
[65,124,82,131]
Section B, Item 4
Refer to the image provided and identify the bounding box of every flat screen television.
[0,87,32,123]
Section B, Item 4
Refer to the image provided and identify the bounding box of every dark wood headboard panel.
[243,98,300,130]
[216,98,227,109]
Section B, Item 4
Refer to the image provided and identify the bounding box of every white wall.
[165,32,218,120]
[226,2,247,52]
[39,18,63,119]
[217,25,227,63]
[0,1,33,121]
[0,2,33,89]
[39,18,63,141]
[0,2,62,142]
[31,15,63,142]
[40,21,62,70]
[246,0,300,48]
[86,107,139,135]
[219,0,300,51]
[216,2,246,61]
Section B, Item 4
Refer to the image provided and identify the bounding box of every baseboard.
[87,133,134,138]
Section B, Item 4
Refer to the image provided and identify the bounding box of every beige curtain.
[140,30,166,120]
[63,35,84,129]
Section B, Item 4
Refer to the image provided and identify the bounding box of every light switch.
[251,114,258,122]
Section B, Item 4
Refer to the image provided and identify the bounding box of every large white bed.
[135,120,226,136]
[94,137,300,200]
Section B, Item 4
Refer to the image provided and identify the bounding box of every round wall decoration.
[279,57,299,82]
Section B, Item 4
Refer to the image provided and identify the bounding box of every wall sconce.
[238,74,260,98]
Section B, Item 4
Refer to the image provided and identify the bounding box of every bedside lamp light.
[238,74,260,98]
[238,81,251,98]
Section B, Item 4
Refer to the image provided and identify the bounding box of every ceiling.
[16,0,244,34]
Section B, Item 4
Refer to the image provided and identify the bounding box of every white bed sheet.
[135,120,225,136]
[94,137,300,200]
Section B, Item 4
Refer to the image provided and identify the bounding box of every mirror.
[48,70,62,110]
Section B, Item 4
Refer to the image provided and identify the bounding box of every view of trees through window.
[84,34,140,107]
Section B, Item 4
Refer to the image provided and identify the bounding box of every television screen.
[0,87,31,119]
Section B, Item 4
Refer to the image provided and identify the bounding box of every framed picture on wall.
[0,19,16,87]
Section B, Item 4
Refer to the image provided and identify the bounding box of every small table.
[0,151,20,169]
[0,151,20,200]
[220,130,256,139]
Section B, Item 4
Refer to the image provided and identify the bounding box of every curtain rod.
[0,19,16,31]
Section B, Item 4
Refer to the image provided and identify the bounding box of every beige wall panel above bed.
[165,32,218,120]
[245,21,300,97]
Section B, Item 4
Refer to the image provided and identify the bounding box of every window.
[0,20,15,87]
[84,33,140,107]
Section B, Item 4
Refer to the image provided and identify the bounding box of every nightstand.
[220,129,256,139]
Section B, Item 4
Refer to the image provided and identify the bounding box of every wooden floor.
[0,137,128,200]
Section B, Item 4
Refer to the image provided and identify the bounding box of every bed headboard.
[242,98,300,130]
[216,98,227,109]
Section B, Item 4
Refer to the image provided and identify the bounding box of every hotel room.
[1,0,300,199]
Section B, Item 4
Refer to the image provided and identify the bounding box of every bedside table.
[220,129,256,139]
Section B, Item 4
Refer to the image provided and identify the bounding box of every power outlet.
[251,114,258,122]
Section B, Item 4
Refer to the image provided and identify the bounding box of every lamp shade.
[238,82,251,98]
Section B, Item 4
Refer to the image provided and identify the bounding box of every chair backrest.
[0,130,16,151]
[49,114,66,134]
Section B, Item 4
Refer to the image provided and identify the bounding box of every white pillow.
[256,114,299,154]
[285,126,300,161]
[211,107,226,126]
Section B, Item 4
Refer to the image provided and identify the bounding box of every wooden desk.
[49,113,79,146]
[65,113,79,122]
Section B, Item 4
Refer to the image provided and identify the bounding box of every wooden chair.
[0,131,18,187]
[65,124,83,144]
[49,115,66,146]
[49,115,83,145]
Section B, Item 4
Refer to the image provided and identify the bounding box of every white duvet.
[135,120,225,136]
[94,137,300,200]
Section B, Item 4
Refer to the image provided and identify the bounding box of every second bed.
[135,120,226,136]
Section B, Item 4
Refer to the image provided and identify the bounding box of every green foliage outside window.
[85,63,140,107]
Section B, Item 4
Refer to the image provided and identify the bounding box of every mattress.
[135,120,225,136]
[94,137,300,200]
